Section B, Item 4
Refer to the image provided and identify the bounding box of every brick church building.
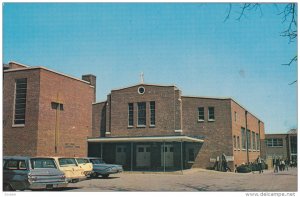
[3,61,265,170]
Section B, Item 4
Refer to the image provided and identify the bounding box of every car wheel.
[102,174,109,178]
[3,183,13,191]
[91,172,99,178]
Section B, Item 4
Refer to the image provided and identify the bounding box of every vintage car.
[52,157,86,183]
[74,158,93,176]
[87,157,123,178]
[3,156,68,191]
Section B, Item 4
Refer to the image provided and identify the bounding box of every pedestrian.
[274,158,280,173]
[285,158,289,171]
[257,156,263,174]
[221,153,231,172]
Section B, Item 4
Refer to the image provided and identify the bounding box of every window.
[58,158,77,166]
[150,101,155,126]
[237,136,240,149]
[234,111,237,122]
[31,158,56,169]
[247,129,251,150]
[198,107,204,121]
[241,127,246,149]
[233,135,236,148]
[256,133,260,150]
[252,131,256,150]
[128,103,134,126]
[4,160,27,170]
[208,107,215,121]
[137,102,146,126]
[266,138,283,147]
[138,86,145,94]
[14,78,27,125]
[51,102,64,110]
[138,147,144,152]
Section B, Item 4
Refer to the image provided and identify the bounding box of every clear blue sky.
[3,3,297,133]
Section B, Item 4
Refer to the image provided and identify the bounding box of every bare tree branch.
[282,55,298,66]
[289,80,297,85]
[224,4,232,22]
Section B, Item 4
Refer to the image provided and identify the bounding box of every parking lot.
[56,167,298,191]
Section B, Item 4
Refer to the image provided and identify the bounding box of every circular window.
[138,86,145,94]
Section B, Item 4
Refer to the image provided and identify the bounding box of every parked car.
[3,156,68,191]
[87,157,123,178]
[74,158,93,176]
[52,157,86,183]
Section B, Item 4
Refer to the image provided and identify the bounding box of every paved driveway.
[60,168,297,191]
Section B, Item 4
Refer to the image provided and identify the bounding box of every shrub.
[236,165,251,173]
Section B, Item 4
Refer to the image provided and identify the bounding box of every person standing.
[257,156,263,174]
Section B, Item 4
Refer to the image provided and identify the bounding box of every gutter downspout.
[245,111,249,164]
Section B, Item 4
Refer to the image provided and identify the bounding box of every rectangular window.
[237,136,240,149]
[198,107,204,121]
[252,131,256,150]
[247,129,251,150]
[128,103,134,126]
[150,101,155,126]
[256,133,259,150]
[14,78,27,125]
[234,111,237,122]
[233,135,236,149]
[51,102,64,111]
[137,102,146,126]
[266,138,283,147]
[208,107,215,121]
[241,127,246,149]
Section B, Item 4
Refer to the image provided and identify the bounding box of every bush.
[236,165,252,173]
[206,166,215,170]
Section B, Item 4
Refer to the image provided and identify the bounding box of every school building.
[88,83,265,170]
[265,129,297,163]
[3,61,266,171]
[3,62,95,157]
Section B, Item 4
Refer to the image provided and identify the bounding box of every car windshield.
[58,158,77,166]
[90,159,105,164]
[31,158,57,169]
[76,158,89,164]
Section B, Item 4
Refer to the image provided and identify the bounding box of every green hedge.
[236,165,252,173]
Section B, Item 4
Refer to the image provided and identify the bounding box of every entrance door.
[116,145,127,165]
[136,145,151,167]
[161,144,174,167]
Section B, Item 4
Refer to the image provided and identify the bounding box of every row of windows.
[265,138,283,147]
[234,127,260,151]
[128,101,155,127]
[198,107,215,121]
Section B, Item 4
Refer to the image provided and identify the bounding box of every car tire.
[3,183,13,191]
[102,174,109,178]
[91,172,99,178]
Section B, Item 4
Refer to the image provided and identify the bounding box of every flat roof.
[88,135,204,143]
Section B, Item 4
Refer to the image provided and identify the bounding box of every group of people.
[273,158,293,173]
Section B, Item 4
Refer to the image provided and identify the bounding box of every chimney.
[82,74,96,102]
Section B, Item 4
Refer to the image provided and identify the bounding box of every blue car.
[87,157,123,178]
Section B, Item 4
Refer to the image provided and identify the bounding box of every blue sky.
[3,3,297,133]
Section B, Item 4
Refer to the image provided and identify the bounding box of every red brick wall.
[36,69,94,157]
[92,102,107,137]
[3,69,41,156]
[181,97,233,169]
[231,100,265,166]
[106,85,181,137]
